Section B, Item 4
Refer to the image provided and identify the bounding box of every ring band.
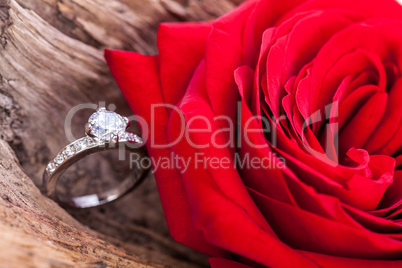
[42,107,148,208]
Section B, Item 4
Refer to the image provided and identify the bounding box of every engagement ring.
[42,107,148,208]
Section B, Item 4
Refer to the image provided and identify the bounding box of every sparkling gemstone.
[46,162,56,174]
[134,136,143,144]
[85,137,96,147]
[54,154,64,164]
[88,109,126,141]
[63,146,75,157]
[119,132,129,140]
[73,141,83,152]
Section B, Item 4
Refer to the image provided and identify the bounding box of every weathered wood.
[0,0,243,266]
[0,139,195,267]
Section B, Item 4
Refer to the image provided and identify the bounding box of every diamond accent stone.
[63,145,75,157]
[133,135,143,144]
[46,162,56,174]
[85,137,96,147]
[54,154,64,164]
[117,132,141,143]
[119,132,128,140]
[88,109,127,141]
[73,140,84,151]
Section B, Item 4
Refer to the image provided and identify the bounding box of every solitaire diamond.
[88,108,127,141]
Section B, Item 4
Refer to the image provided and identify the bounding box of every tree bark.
[0,0,243,266]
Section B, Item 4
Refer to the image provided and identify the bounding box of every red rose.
[105,0,402,267]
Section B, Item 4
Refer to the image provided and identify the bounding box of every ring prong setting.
[123,116,130,127]
[85,122,95,136]
[110,133,118,143]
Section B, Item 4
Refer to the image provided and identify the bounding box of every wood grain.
[0,0,243,266]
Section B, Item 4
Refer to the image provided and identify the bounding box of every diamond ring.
[42,107,148,208]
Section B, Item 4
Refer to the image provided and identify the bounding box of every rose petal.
[373,120,402,156]
[378,170,402,211]
[301,251,402,268]
[174,60,270,231]
[242,0,306,66]
[235,65,298,205]
[265,9,361,118]
[168,61,317,267]
[337,84,378,130]
[158,22,212,106]
[104,49,224,256]
[249,187,402,259]
[364,78,402,153]
[280,0,402,24]
[343,204,402,234]
[307,23,402,128]
[204,0,257,153]
[339,92,388,156]
[209,258,255,268]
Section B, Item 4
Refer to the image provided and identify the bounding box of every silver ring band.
[42,108,148,208]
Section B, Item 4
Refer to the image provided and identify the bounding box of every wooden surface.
[0,0,243,266]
